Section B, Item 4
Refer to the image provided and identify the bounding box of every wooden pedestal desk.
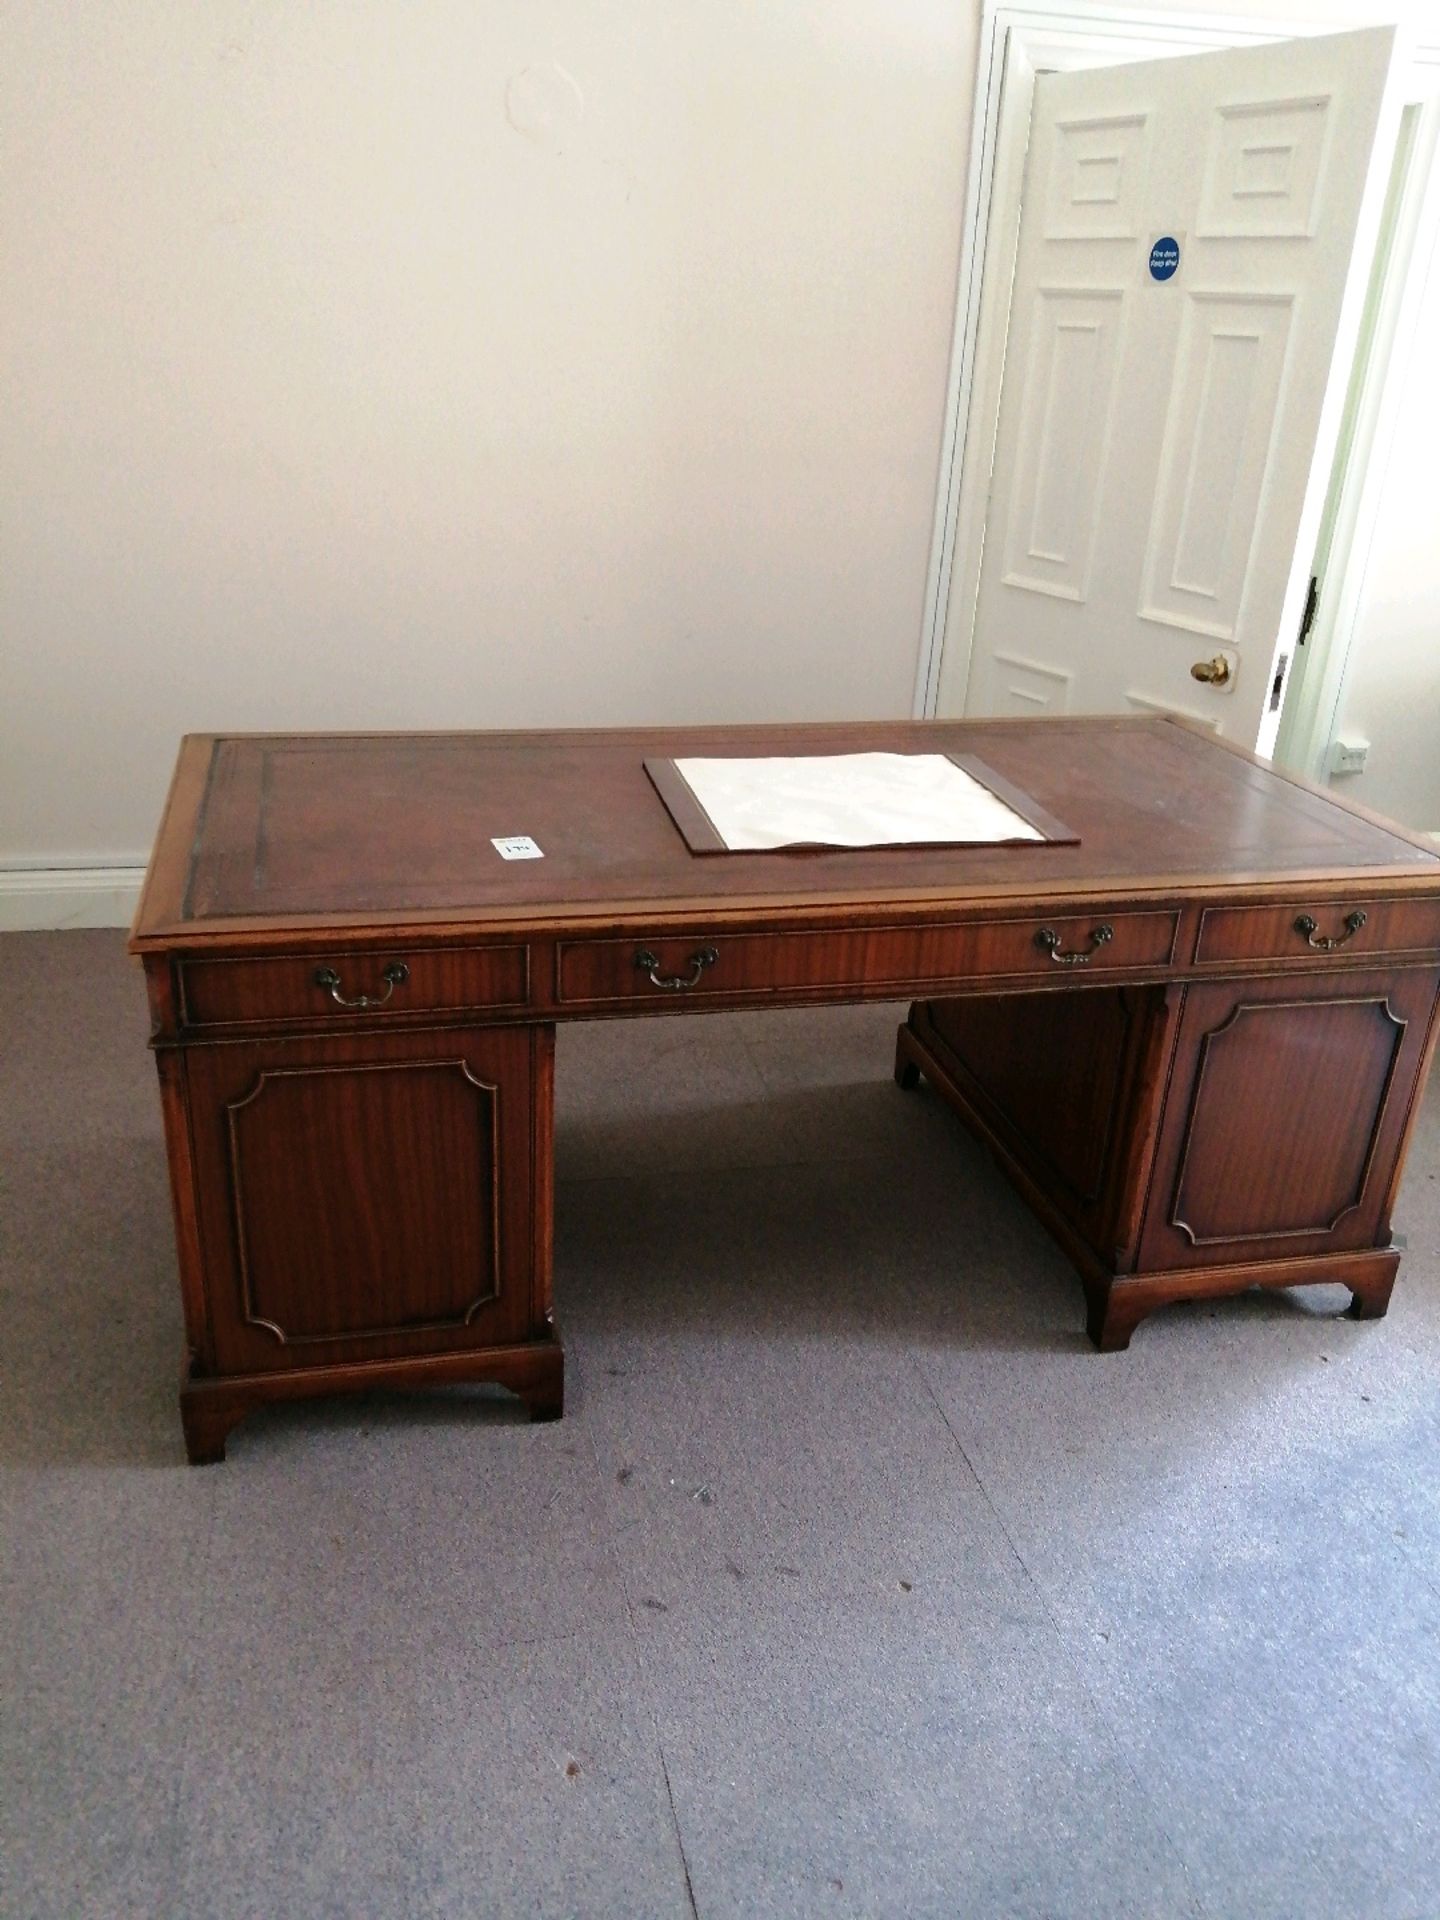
[130,717,1440,1463]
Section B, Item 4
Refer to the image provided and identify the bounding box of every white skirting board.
[0,865,147,932]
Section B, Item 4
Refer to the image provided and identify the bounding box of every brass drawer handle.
[1035,924,1114,966]
[635,946,718,991]
[1294,910,1367,952]
[313,961,409,1008]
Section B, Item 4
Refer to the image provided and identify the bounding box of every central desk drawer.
[179,944,530,1028]
[556,911,1179,1006]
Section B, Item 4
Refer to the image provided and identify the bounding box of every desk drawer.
[1195,898,1440,967]
[557,911,1178,1006]
[179,944,530,1028]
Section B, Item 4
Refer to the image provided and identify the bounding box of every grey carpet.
[3,930,1439,1920]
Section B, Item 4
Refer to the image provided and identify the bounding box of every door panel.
[185,1025,548,1372]
[1197,95,1331,239]
[965,27,1398,742]
[1140,292,1293,639]
[1001,288,1125,604]
[1138,967,1438,1270]
[1045,111,1150,241]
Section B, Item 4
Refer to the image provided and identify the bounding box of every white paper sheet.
[671,752,1043,851]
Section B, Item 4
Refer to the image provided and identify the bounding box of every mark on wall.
[505,64,585,150]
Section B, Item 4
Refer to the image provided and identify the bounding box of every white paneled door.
[964,28,1398,743]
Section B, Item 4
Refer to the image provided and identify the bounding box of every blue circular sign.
[1149,236,1180,282]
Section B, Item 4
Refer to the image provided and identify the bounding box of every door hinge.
[1296,573,1319,646]
[1269,652,1290,713]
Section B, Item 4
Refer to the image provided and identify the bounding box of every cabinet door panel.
[185,1026,546,1371]
[1139,969,1439,1271]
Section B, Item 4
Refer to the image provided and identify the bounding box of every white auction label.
[491,835,544,861]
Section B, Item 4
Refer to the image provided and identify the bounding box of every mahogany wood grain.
[154,1046,215,1374]
[1136,968,1440,1272]
[179,1335,565,1466]
[922,990,1137,1206]
[527,1024,555,1337]
[128,717,1440,1455]
[1195,896,1440,966]
[131,717,1440,949]
[178,942,530,1027]
[911,988,1162,1269]
[182,1025,549,1375]
[555,911,1177,1007]
[1104,984,1185,1274]
[895,1005,1411,1349]
[129,735,216,940]
[1164,713,1440,863]
[1083,1250,1401,1354]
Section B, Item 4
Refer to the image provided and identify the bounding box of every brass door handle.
[635,946,719,990]
[313,961,409,1008]
[1190,655,1232,686]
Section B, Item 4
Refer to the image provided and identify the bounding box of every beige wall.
[3,0,1435,869]
[1,0,976,863]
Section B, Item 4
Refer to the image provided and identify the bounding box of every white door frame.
[914,0,1440,775]
[1273,74,1440,778]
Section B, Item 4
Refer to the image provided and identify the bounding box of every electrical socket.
[1329,735,1370,777]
